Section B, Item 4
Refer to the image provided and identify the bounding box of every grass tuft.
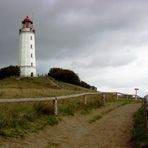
[60,101,81,116]
[48,116,59,126]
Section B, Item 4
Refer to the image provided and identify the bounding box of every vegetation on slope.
[132,106,148,148]
[0,77,93,99]
[0,77,136,138]
[0,96,102,137]
[48,67,81,86]
[0,98,133,137]
[0,65,20,79]
[0,76,97,137]
[48,67,97,90]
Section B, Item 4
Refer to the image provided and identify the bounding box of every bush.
[0,65,20,79]
[80,81,91,89]
[132,107,148,148]
[48,67,97,90]
[48,68,81,85]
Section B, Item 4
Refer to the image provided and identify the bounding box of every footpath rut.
[0,103,141,148]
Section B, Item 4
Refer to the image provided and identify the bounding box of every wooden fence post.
[102,93,106,104]
[53,97,58,115]
[84,95,87,105]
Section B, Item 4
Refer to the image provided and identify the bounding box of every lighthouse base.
[20,66,36,77]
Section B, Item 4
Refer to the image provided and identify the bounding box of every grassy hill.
[0,77,99,137]
[0,77,94,99]
[0,77,135,138]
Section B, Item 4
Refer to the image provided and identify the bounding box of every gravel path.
[0,103,141,148]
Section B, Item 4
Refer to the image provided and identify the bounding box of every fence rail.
[0,92,100,103]
[0,92,101,115]
[0,91,136,115]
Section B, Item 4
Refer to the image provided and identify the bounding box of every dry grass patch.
[0,77,93,99]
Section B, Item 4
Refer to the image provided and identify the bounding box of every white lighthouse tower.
[19,16,36,77]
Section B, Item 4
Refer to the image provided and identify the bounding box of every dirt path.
[0,103,141,148]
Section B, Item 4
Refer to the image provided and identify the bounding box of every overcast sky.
[1,0,148,96]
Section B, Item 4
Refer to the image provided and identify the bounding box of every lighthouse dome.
[22,16,33,24]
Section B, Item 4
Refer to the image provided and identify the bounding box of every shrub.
[132,107,148,148]
[80,81,91,89]
[48,68,81,85]
[0,65,20,79]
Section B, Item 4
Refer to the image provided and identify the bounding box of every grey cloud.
[0,0,146,64]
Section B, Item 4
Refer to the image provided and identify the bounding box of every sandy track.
[0,103,141,148]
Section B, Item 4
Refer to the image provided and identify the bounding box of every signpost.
[134,88,139,100]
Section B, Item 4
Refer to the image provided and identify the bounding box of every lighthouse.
[19,16,36,77]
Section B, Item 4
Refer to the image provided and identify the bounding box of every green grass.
[0,77,93,99]
[47,116,59,126]
[0,77,136,138]
[0,77,97,137]
[0,102,60,137]
[59,95,104,116]
[0,98,104,137]
[88,99,132,123]
[0,98,134,137]
[132,106,148,148]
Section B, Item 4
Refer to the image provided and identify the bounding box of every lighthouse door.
[31,72,34,77]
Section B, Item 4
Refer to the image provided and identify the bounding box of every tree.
[0,65,20,79]
[80,81,91,89]
[48,68,81,85]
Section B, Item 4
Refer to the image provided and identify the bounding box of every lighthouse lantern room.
[19,16,36,77]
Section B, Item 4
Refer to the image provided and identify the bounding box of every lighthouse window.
[30,36,32,40]
[31,44,33,49]
[31,53,33,58]
[31,63,33,66]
